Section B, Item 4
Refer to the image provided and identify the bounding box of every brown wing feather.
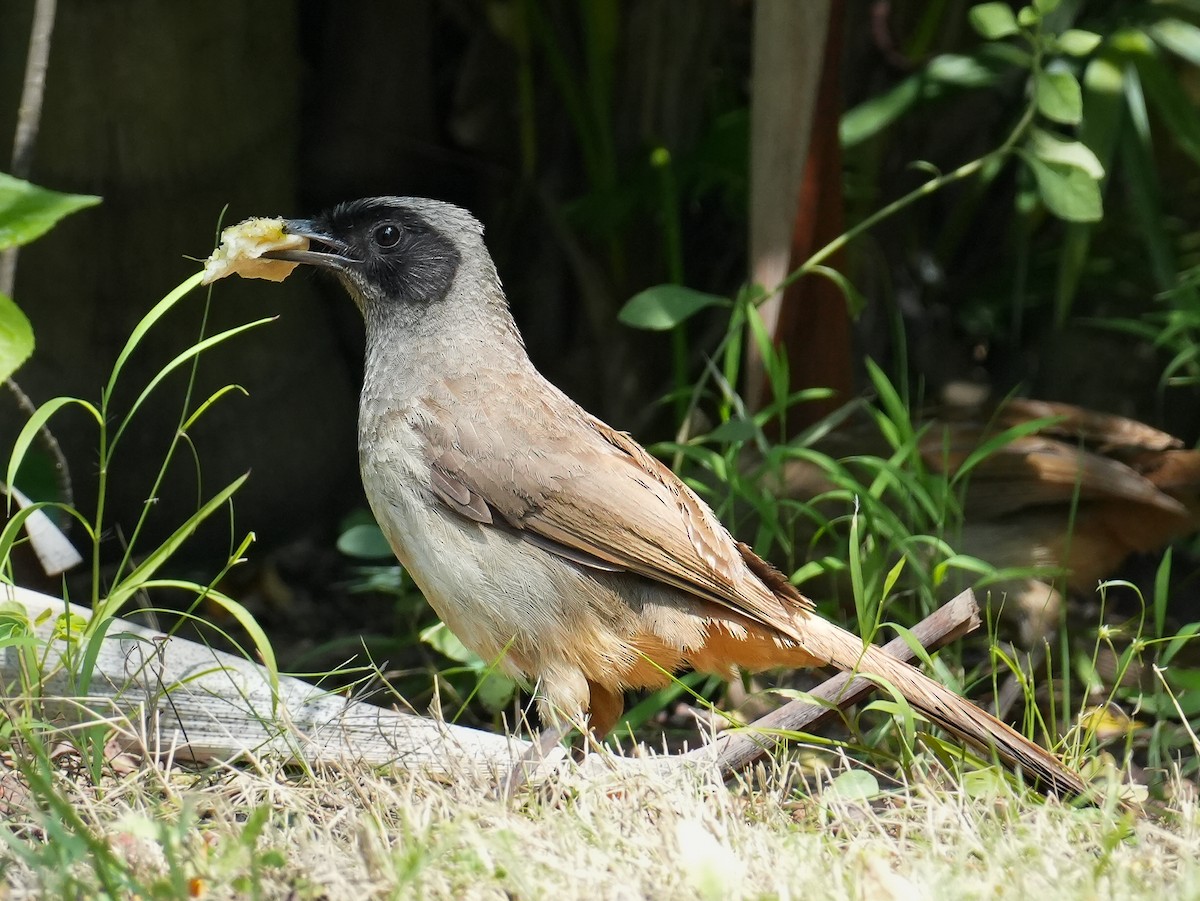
[411,384,810,636]
[430,464,493,524]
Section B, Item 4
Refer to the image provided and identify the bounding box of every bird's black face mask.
[270,199,462,309]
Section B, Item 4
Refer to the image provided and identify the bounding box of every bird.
[260,195,1087,796]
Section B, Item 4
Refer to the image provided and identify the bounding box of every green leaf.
[0,500,91,585]
[1035,69,1083,124]
[1118,66,1184,295]
[1132,46,1200,167]
[0,291,33,382]
[1057,29,1102,57]
[698,417,759,445]
[864,358,914,447]
[0,172,100,251]
[1162,622,1200,667]
[181,384,249,433]
[1148,18,1200,67]
[1033,0,1061,14]
[475,671,518,713]
[925,53,1002,87]
[420,621,478,665]
[841,76,922,148]
[849,505,867,635]
[840,54,998,148]
[825,768,881,801]
[1080,53,1126,173]
[50,611,89,645]
[1153,547,1172,639]
[336,522,394,559]
[0,604,36,648]
[1053,52,1126,327]
[948,415,1062,485]
[75,616,116,697]
[617,285,728,331]
[931,554,998,585]
[1027,127,1105,177]
[825,767,883,801]
[881,557,906,601]
[1022,154,1103,221]
[961,766,1009,798]
[968,3,1019,40]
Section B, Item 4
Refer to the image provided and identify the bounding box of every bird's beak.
[262,219,355,270]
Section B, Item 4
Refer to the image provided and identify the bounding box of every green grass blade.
[6,397,102,501]
[110,318,274,451]
[181,385,251,433]
[948,416,1064,486]
[96,473,248,621]
[134,579,279,705]
[104,271,204,404]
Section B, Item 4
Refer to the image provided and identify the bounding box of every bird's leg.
[502,674,630,796]
[501,688,587,799]
[583,680,625,741]
[501,720,578,800]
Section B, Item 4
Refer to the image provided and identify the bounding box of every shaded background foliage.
[2,0,1199,681]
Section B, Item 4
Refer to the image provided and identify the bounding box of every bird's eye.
[373,223,402,248]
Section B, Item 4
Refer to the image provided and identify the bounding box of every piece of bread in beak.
[202,217,309,284]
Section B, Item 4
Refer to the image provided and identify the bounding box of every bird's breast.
[356,403,571,668]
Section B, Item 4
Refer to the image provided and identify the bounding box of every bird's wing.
[414,389,811,636]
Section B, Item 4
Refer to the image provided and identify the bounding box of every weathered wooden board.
[0,584,979,781]
[0,585,531,775]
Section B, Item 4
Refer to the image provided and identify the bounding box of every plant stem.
[2,0,72,523]
[655,147,689,424]
[1,0,57,285]
[669,87,1039,466]
[112,294,214,586]
[92,423,106,608]
[776,97,1038,299]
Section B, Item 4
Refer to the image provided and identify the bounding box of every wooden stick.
[700,588,981,776]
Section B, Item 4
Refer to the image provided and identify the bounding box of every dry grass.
[3,744,1199,900]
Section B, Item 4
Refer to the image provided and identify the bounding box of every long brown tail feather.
[802,616,1088,796]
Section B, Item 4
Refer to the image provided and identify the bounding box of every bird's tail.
[799,614,1088,796]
